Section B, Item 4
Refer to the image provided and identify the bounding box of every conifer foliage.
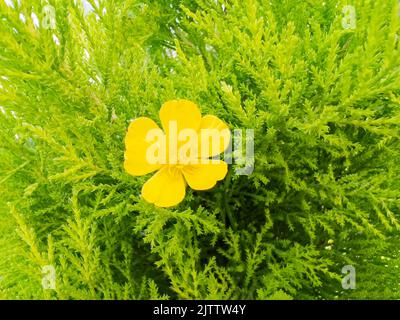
[0,0,399,299]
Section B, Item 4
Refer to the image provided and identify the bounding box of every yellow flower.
[124,99,231,207]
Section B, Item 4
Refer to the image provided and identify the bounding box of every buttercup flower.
[124,99,231,207]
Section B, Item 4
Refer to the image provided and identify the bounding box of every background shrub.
[0,0,399,299]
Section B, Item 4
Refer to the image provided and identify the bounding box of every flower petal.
[124,117,164,176]
[182,160,228,190]
[142,167,186,207]
[159,99,202,135]
[198,115,231,158]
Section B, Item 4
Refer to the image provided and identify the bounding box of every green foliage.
[0,0,399,299]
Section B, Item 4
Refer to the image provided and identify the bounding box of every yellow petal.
[182,160,228,191]
[124,117,164,176]
[142,167,186,207]
[198,115,231,158]
[159,99,202,135]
